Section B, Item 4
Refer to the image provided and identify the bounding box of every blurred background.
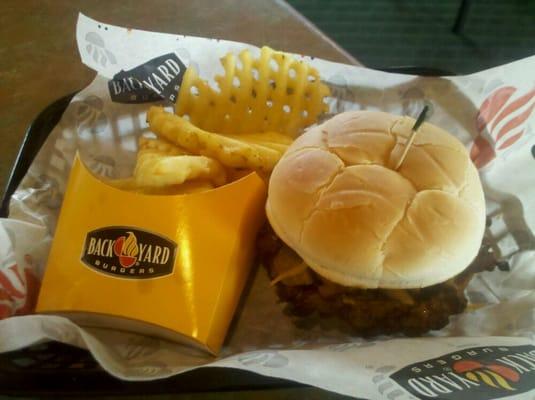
[289,0,535,74]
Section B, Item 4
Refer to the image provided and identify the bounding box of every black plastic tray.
[0,67,448,396]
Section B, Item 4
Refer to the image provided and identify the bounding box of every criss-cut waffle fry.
[176,46,330,137]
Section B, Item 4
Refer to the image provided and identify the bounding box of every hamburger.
[258,110,488,336]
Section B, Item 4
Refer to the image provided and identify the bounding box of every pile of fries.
[109,47,330,195]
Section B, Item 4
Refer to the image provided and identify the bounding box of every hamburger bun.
[266,111,486,289]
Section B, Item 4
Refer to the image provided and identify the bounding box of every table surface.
[0,0,357,200]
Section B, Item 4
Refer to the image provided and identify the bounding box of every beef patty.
[257,225,493,336]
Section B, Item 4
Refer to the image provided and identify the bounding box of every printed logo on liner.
[470,86,535,169]
[390,345,535,399]
[108,53,186,103]
[81,227,177,279]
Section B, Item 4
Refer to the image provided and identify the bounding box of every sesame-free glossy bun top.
[266,111,485,289]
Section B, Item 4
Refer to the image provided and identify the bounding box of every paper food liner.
[1,14,535,400]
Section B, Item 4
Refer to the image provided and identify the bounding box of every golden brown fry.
[134,152,226,188]
[138,136,189,156]
[136,180,214,195]
[147,106,283,171]
[176,46,330,137]
[223,133,290,153]
[232,131,293,145]
[225,168,254,182]
[105,177,214,195]
[106,177,138,191]
[106,137,222,195]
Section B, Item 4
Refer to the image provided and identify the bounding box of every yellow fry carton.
[36,154,267,354]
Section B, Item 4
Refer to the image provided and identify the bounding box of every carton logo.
[81,227,176,279]
[113,231,139,268]
[390,345,535,399]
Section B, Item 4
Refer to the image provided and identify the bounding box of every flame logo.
[113,231,139,268]
[453,360,520,391]
[470,86,535,169]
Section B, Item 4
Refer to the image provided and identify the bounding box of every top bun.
[266,111,486,289]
